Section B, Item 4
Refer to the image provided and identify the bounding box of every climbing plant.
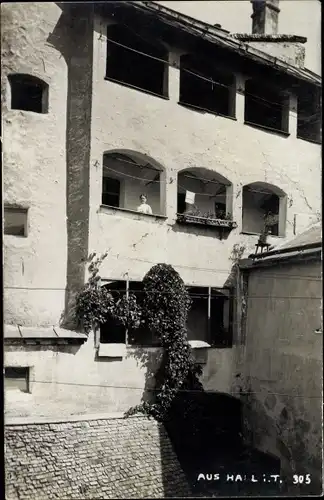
[75,252,142,334]
[126,263,203,421]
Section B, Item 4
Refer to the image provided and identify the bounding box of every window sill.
[104,77,169,101]
[240,231,284,238]
[244,121,290,138]
[4,233,28,238]
[97,343,126,358]
[99,205,167,222]
[127,345,162,350]
[178,101,237,121]
[296,135,322,145]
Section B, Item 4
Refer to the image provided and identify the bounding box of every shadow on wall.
[128,347,282,496]
[47,4,93,330]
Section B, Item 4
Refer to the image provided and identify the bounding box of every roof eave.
[122,1,321,87]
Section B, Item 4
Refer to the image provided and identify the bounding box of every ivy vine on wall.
[126,263,203,421]
[75,252,142,334]
[75,255,203,423]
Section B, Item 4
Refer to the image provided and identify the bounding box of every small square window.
[5,367,30,393]
[4,206,28,236]
[9,74,49,114]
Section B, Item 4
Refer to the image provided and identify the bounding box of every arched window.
[102,149,166,216]
[177,167,234,221]
[242,182,287,237]
[105,24,169,97]
[8,74,49,113]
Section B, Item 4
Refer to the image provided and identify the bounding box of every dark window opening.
[177,192,186,214]
[179,55,235,117]
[106,24,168,97]
[242,185,283,236]
[128,281,160,346]
[5,367,30,393]
[100,281,126,344]
[102,177,121,207]
[244,79,288,133]
[4,206,28,236]
[297,86,321,144]
[214,202,227,219]
[187,286,232,348]
[8,74,48,113]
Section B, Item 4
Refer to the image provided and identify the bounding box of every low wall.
[4,334,234,418]
[5,414,191,499]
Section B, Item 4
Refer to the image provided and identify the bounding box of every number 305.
[293,474,311,484]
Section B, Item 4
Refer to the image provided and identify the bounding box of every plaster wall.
[2,3,68,326]
[4,337,234,418]
[239,260,322,493]
[246,41,305,68]
[89,14,321,292]
[2,4,321,327]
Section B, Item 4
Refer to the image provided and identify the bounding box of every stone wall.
[238,259,322,495]
[5,414,191,499]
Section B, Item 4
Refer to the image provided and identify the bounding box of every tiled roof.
[274,223,322,251]
[4,325,87,343]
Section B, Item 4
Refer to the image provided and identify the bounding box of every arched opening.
[177,167,233,220]
[242,182,287,237]
[102,150,166,216]
[105,24,169,97]
[8,74,49,113]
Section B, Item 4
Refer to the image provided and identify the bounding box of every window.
[99,279,232,347]
[187,287,232,348]
[8,74,48,113]
[177,167,233,220]
[5,367,30,393]
[102,177,121,207]
[106,25,168,97]
[100,281,127,344]
[244,79,289,133]
[242,182,287,237]
[4,206,28,236]
[128,281,160,346]
[179,54,235,117]
[102,150,166,216]
[100,280,160,346]
[297,86,321,144]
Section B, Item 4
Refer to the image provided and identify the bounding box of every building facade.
[2,1,321,418]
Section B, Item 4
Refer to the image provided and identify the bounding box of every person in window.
[137,194,152,215]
